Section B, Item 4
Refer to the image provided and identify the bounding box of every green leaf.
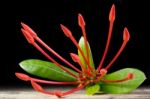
[85,84,100,95]
[78,36,95,69]
[19,59,78,82]
[100,68,146,94]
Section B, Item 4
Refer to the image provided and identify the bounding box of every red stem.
[32,43,78,78]
[78,14,90,67]
[60,24,93,76]
[97,22,114,71]
[70,37,94,76]
[31,80,88,97]
[93,69,107,83]
[105,27,130,70]
[31,80,56,95]
[97,4,116,72]
[21,24,78,78]
[35,37,81,73]
[105,41,127,70]
[101,73,133,83]
[21,22,81,73]
[70,53,92,77]
[62,83,88,96]
[31,78,78,85]
[70,53,86,72]
[16,72,78,85]
[21,30,78,78]
[81,29,89,65]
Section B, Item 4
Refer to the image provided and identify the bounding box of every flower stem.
[93,69,107,83]
[97,4,116,72]
[105,27,130,70]
[78,14,90,67]
[31,77,78,85]
[31,80,56,96]
[101,73,133,83]
[60,24,94,77]
[62,83,88,96]
[16,72,78,85]
[36,37,81,73]
[21,22,81,73]
[33,43,78,78]
[21,28,78,78]
[31,80,88,97]
[70,53,92,77]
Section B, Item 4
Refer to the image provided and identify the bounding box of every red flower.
[16,4,134,97]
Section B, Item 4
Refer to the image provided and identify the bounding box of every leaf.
[85,84,100,95]
[19,59,78,82]
[100,68,146,94]
[78,36,95,69]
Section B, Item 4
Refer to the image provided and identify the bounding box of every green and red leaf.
[100,68,146,94]
[78,36,95,69]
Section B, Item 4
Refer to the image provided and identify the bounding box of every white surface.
[0,87,150,99]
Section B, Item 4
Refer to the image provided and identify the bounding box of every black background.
[1,0,150,87]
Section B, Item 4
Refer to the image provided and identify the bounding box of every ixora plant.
[16,4,146,97]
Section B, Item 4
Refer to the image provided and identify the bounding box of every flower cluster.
[16,4,146,97]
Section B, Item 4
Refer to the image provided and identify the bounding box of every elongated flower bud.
[15,73,30,81]
[109,4,115,22]
[123,27,130,42]
[60,24,72,37]
[31,80,44,92]
[21,29,35,44]
[78,13,85,27]
[70,53,80,62]
[21,22,37,38]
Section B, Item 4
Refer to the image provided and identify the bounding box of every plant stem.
[70,53,92,77]
[97,4,115,72]
[105,41,127,70]
[60,24,94,77]
[78,14,90,68]
[62,82,89,96]
[21,22,81,73]
[101,73,133,83]
[105,27,130,70]
[32,43,78,78]
[35,37,81,73]
[31,78,78,85]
